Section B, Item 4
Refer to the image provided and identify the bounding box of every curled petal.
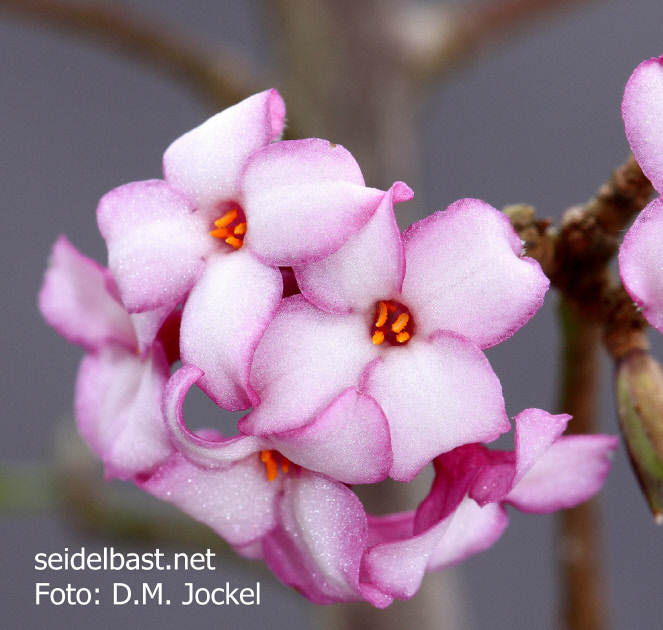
[360,333,510,481]
[622,56,663,193]
[263,471,367,604]
[39,236,136,351]
[180,250,283,410]
[272,388,393,484]
[401,198,549,348]
[426,499,508,571]
[75,344,172,480]
[505,434,618,513]
[241,296,378,435]
[140,450,279,548]
[97,180,207,312]
[164,89,285,209]
[295,182,411,314]
[241,139,385,266]
[163,365,265,468]
[470,409,570,505]
[619,198,663,333]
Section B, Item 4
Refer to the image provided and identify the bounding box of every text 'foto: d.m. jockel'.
[39,89,616,606]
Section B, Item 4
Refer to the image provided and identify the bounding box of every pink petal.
[75,344,172,480]
[263,471,367,604]
[272,388,392,484]
[401,198,549,348]
[241,296,379,435]
[180,250,283,410]
[363,515,453,601]
[425,499,508,570]
[163,90,285,209]
[39,236,136,351]
[470,409,570,505]
[622,56,663,193]
[295,182,411,314]
[97,180,207,312]
[241,139,385,266]
[140,450,279,548]
[163,365,266,468]
[130,302,178,357]
[619,198,663,333]
[505,435,618,513]
[360,333,510,481]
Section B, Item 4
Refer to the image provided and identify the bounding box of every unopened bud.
[616,351,663,524]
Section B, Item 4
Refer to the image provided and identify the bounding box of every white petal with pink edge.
[505,434,618,513]
[622,56,663,193]
[140,451,279,548]
[163,90,285,209]
[401,198,549,348]
[97,180,208,312]
[241,139,385,266]
[272,388,392,484]
[361,333,510,482]
[39,236,136,352]
[75,344,172,480]
[295,182,411,314]
[241,296,379,435]
[180,249,283,410]
[619,198,663,333]
[263,471,367,604]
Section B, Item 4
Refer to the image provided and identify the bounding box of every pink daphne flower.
[619,54,663,329]
[141,387,616,606]
[239,191,550,481]
[39,236,176,479]
[97,89,400,411]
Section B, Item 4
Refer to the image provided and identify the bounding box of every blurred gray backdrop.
[2,0,662,628]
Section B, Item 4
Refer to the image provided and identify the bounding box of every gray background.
[2,0,663,628]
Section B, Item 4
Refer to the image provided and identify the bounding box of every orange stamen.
[210,227,230,239]
[385,302,397,312]
[225,236,243,249]
[260,450,278,481]
[234,222,247,235]
[372,330,385,345]
[375,302,388,328]
[215,209,238,228]
[281,457,290,474]
[391,313,409,333]
[396,331,410,343]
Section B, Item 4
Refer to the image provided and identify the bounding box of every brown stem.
[398,0,600,81]
[556,298,609,630]
[0,0,263,110]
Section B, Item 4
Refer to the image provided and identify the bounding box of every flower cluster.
[40,89,616,606]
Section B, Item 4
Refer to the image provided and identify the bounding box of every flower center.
[260,450,291,482]
[210,205,247,250]
[371,300,415,346]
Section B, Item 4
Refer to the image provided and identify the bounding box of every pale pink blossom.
[240,192,550,481]
[620,54,663,330]
[98,90,395,412]
[39,236,175,479]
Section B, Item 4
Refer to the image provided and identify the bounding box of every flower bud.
[616,350,663,523]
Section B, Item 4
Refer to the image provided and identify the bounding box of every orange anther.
[396,331,410,343]
[391,313,409,334]
[372,330,385,345]
[225,236,243,249]
[210,227,230,239]
[385,302,397,312]
[215,209,238,228]
[281,457,290,473]
[260,450,278,481]
[375,302,388,328]
[234,222,247,235]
